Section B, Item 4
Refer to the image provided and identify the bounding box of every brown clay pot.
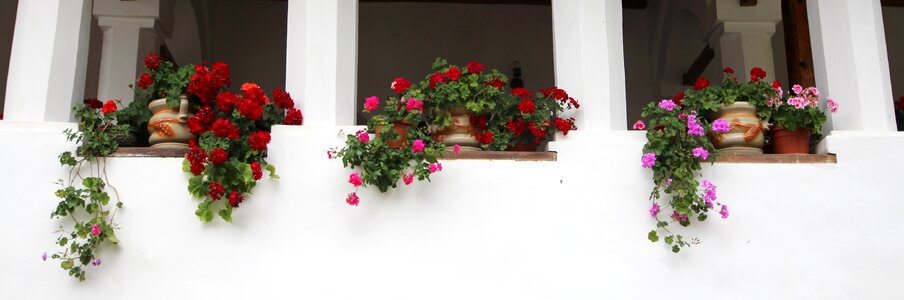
[375,120,411,149]
[507,141,539,152]
[772,126,810,154]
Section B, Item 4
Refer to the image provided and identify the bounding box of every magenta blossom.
[364,96,380,112]
[827,98,838,113]
[671,211,688,223]
[649,202,660,217]
[686,115,705,136]
[403,173,414,185]
[701,180,717,208]
[405,98,424,112]
[665,178,672,186]
[692,147,709,161]
[633,120,646,130]
[412,139,425,153]
[711,119,730,133]
[641,152,657,168]
[428,163,443,173]
[91,259,101,266]
[792,84,803,95]
[90,223,102,235]
[348,173,363,187]
[658,99,676,111]
[788,97,807,109]
[453,144,461,154]
[327,150,333,159]
[346,192,360,206]
[356,130,369,143]
[720,205,730,219]
[42,252,47,261]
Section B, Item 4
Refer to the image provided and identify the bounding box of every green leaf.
[265,164,279,179]
[218,206,233,223]
[182,158,191,173]
[59,152,77,166]
[672,245,680,253]
[665,236,674,245]
[61,259,74,270]
[59,237,68,246]
[188,176,205,197]
[648,230,659,243]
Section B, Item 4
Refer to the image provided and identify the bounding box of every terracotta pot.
[147,96,195,148]
[507,141,539,152]
[772,126,810,154]
[375,120,411,149]
[432,106,481,151]
[709,101,766,154]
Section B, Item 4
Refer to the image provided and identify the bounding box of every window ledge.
[109,147,188,158]
[440,151,557,161]
[714,154,837,164]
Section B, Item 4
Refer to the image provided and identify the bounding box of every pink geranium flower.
[692,147,709,161]
[632,120,646,130]
[356,130,369,143]
[453,144,461,154]
[641,152,656,168]
[827,98,838,113]
[412,139,425,153]
[364,96,380,112]
[649,202,660,217]
[346,192,360,206]
[403,173,414,185]
[348,173,363,187]
[90,223,102,235]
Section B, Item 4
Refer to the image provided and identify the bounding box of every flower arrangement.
[136,52,196,108]
[476,86,580,150]
[330,82,447,206]
[182,62,303,222]
[419,58,508,127]
[766,83,836,137]
[49,99,125,281]
[680,67,776,118]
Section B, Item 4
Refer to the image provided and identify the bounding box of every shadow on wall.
[0,0,19,116]
[356,1,555,125]
[882,6,904,131]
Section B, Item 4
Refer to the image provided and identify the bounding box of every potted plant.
[766,84,837,154]
[638,97,732,253]
[182,62,303,222]
[136,52,198,148]
[418,58,508,150]
[476,86,580,151]
[330,95,447,206]
[682,67,775,154]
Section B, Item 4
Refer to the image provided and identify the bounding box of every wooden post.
[782,0,815,87]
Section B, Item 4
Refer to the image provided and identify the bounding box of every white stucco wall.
[2,123,904,298]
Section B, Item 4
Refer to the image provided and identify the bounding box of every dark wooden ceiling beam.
[682,44,715,86]
[881,0,904,7]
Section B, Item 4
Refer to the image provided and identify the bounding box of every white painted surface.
[808,0,897,132]
[3,0,91,122]
[1,123,903,298]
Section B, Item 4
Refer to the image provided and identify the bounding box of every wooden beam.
[881,0,904,7]
[740,0,758,7]
[623,0,648,10]
[682,44,715,86]
[782,0,816,87]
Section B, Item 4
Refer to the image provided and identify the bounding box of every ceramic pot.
[147,96,195,148]
[375,120,411,149]
[772,126,810,154]
[709,101,766,154]
[433,106,480,151]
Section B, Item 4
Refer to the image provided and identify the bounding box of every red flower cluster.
[391,77,411,94]
[249,131,271,151]
[210,118,240,139]
[238,99,264,121]
[673,92,685,107]
[250,162,262,181]
[145,53,160,70]
[723,67,734,74]
[511,87,531,100]
[772,80,782,89]
[467,61,484,74]
[539,86,580,108]
[470,115,488,130]
[273,88,294,109]
[185,146,207,175]
[83,98,103,109]
[217,92,238,113]
[208,182,225,200]
[553,117,576,135]
[750,67,767,82]
[445,66,462,81]
[138,73,153,89]
[228,191,244,208]
[476,130,494,144]
[188,62,231,104]
[518,100,536,114]
[101,100,117,115]
[284,108,303,125]
[486,78,505,90]
[507,118,526,135]
[209,148,229,165]
[528,122,547,143]
[693,77,710,91]
[429,72,446,89]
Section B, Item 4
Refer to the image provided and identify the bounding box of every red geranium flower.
[553,117,577,135]
[507,118,526,135]
[228,191,244,208]
[469,115,488,130]
[693,77,710,91]
[772,80,782,89]
[467,61,484,74]
[511,87,531,100]
[898,96,904,109]
[83,98,103,109]
[211,118,240,139]
[486,78,505,90]
[528,122,546,142]
[391,77,411,94]
[186,146,207,165]
[238,99,263,121]
[429,72,446,89]
[250,162,262,181]
[144,53,160,70]
[209,148,229,165]
[242,83,269,105]
[673,92,685,107]
[101,100,117,115]
[723,67,734,74]
[476,131,494,145]
[195,106,215,125]
[187,117,206,135]
[750,67,767,82]
[552,88,568,100]
[208,182,225,200]
[138,73,153,89]
[284,108,303,125]
[518,99,536,114]
[445,66,462,81]
[216,92,238,112]
[249,131,271,151]
[273,88,294,109]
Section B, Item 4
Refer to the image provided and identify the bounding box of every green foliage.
[49,103,123,281]
[418,58,508,127]
[767,85,831,138]
[681,71,776,119]
[479,87,580,151]
[136,58,196,108]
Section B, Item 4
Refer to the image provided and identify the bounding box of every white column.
[3,0,91,122]
[551,0,626,131]
[808,0,896,132]
[286,0,358,127]
[709,0,782,82]
[94,0,174,104]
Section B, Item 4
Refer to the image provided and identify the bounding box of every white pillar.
[286,0,358,127]
[709,0,782,82]
[551,0,626,131]
[808,0,896,132]
[94,0,174,104]
[3,0,91,122]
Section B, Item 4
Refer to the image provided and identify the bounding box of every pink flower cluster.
[658,99,676,111]
[412,139,425,153]
[827,98,838,113]
[641,152,656,168]
[90,223,102,235]
[364,96,380,112]
[720,205,730,219]
[348,173,363,187]
[405,98,424,112]
[701,180,717,208]
[428,163,443,173]
[686,114,704,136]
[356,130,370,143]
[403,173,414,185]
[692,147,709,161]
[649,202,660,217]
[711,119,730,133]
[633,120,646,130]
